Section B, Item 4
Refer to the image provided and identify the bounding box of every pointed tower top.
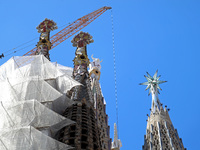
[71,31,94,47]
[111,123,122,150]
[36,18,57,33]
[140,70,167,113]
[35,19,57,60]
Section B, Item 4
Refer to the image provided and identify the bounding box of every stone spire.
[35,18,57,60]
[70,31,94,103]
[60,32,101,150]
[89,55,112,150]
[140,71,186,150]
[111,123,122,150]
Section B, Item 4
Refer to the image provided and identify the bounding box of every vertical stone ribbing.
[94,81,112,150]
[61,103,100,150]
[142,107,186,150]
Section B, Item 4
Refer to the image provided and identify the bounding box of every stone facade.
[89,55,112,150]
[93,80,112,150]
[143,105,186,150]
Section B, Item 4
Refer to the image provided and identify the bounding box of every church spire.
[140,71,186,150]
[35,18,57,60]
[61,32,102,150]
[71,31,93,77]
[70,31,94,102]
[111,123,122,150]
[140,70,167,113]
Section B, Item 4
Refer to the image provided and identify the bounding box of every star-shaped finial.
[139,70,167,95]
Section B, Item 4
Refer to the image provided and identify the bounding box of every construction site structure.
[23,6,111,57]
[13,6,111,67]
[0,8,122,149]
[140,71,186,150]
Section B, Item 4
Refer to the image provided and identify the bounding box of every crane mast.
[23,6,111,56]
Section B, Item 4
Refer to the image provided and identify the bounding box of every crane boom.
[23,6,111,56]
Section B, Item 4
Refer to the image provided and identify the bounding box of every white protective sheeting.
[53,62,73,76]
[0,100,73,129]
[0,55,78,149]
[56,74,81,94]
[0,77,62,103]
[0,56,62,80]
[49,95,75,115]
[0,56,81,89]
[0,126,73,150]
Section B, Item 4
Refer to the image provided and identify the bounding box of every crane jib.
[23,6,111,56]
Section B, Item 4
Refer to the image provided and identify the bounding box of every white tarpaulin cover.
[0,126,73,150]
[0,55,79,150]
[0,56,62,80]
[0,100,73,129]
[53,63,73,76]
[0,77,63,103]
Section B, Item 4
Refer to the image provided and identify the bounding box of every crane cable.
[111,9,120,138]
[3,37,38,55]
[1,22,72,58]
[4,43,37,58]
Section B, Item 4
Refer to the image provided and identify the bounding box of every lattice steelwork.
[23,6,111,56]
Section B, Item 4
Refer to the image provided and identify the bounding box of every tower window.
[80,55,85,59]
[42,39,47,43]
[81,143,87,149]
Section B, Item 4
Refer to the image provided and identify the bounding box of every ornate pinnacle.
[36,18,57,33]
[72,32,94,76]
[139,70,167,96]
[71,31,94,47]
[35,19,57,60]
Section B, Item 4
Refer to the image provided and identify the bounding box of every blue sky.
[0,0,200,149]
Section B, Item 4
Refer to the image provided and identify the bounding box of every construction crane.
[23,6,111,56]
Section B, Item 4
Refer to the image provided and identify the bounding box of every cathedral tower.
[60,32,101,150]
[140,70,186,150]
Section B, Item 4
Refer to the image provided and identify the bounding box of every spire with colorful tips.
[35,18,57,60]
[61,32,102,150]
[70,31,94,103]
